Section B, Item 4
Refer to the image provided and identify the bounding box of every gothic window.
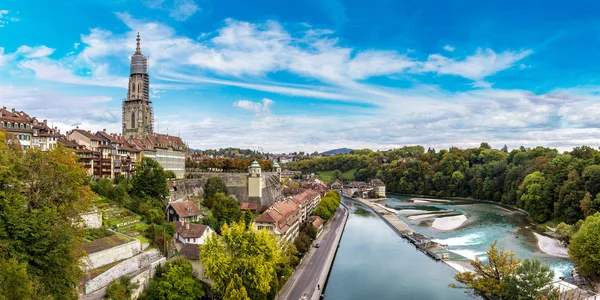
[138,83,142,97]
[131,111,136,129]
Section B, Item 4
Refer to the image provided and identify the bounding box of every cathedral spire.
[135,32,141,54]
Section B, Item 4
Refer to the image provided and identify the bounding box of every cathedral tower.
[122,33,153,139]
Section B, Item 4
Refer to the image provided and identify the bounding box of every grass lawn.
[315,169,357,183]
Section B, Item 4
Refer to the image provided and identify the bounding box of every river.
[384,194,573,279]
[324,198,469,300]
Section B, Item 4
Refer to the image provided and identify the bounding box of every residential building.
[369,178,387,197]
[290,189,322,223]
[307,215,324,234]
[32,119,61,151]
[254,199,301,242]
[174,221,214,245]
[166,201,201,222]
[0,107,33,150]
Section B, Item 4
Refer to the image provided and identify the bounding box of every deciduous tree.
[131,157,169,200]
[501,258,558,300]
[568,212,600,276]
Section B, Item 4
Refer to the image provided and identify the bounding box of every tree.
[331,170,342,181]
[105,276,137,300]
[501,144,509,153]
[145,258,204,300]
[450,241,520,298]
[243,209,253,229]
[0,258,33,300]
[583,165,600,195]
[581,192,595,218]
[501,258,558,300]
[165,170,176,180]
[204,177,228,198]
[131,157,169,200]
[201,222,288,299]
[212,193,243,231]
[222,274,251,300]
[568,212,600,276]
[517,172,552,223]
[480,142,492,150]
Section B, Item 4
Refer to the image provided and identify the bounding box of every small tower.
[273,161,281,181]
[248,160,263,202]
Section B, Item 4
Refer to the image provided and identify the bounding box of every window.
[26,124,30,129]
[131,111,135,129]
[20,124,23,129]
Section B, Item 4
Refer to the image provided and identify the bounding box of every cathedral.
[122,33,153,139]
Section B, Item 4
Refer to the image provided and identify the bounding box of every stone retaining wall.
[84,239,141,270]
[85,249,165,294]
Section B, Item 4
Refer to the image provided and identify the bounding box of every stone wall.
[76,211,102,229]
[170,172,283,207]
[83,239,141,270]
[84,249,165,294]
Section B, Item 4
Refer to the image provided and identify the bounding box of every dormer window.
[0,122,4,128]
[20,124,24,129]
[7,123,11,128]
[26,124,30,129]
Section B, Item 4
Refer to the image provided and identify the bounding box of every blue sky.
[1,0,600,152]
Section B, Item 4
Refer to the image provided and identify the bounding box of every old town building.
[0,107,34,150]
[254,199,301,242]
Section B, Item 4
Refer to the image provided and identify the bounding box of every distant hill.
[321,148,354,155]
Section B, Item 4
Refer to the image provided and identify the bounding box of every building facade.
[0,107,33,151]
[254,199,301,243]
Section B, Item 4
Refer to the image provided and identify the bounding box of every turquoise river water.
[324,198,469,300]
[324,195,573,299]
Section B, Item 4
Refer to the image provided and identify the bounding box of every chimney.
[185,222,190,230]
[103,128,106,132]
[43,119,47,125]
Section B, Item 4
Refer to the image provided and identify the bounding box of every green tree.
[501,258,558,300]
[581,192,595,218]
[450,241,520,298]
[568,212,600,276]
[517,171,551,223]
[583,165,600,195]
[212,193,243,231]
[204,177,228,198]
[0,258,33,300]
[201,222,288,299]
[243,208,253,229]
[145,258,204,300]
[105,276,137,300]
[165,170,176,180]
[131,157,169,200]
[222,274,251,300]
[331,170,342,181]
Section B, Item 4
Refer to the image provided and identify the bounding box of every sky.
[1,0,600,153]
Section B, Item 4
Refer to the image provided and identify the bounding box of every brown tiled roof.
[255,200,300,234]
[169,201,201,218]
[369,179,385,186]
[71,129,102,141]
[174,221,209,238]
[309,216,324,229]
[240,202,259,211]
[179,243,200,260]
[290,189,320,207]
[96,131,120,143]
[57,137,79,149]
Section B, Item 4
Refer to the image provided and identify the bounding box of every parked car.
[314,243,320,248]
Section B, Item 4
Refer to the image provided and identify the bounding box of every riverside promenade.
[277,203,349,300]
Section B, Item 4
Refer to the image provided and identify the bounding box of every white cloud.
[142,0,199,21]
[443,45,455,52]
[233,98,274,113]
[418,48,532,80]
[0,10,19,27]
[16,45,55,58]
[169,0,199,21]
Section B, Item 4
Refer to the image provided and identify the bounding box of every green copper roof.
[249,160,261,169]
[273,162,281,168]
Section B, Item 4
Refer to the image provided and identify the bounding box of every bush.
[84,228,114,241]
[105,276,137,300]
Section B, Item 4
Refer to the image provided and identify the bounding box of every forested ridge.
[288,144,600,224]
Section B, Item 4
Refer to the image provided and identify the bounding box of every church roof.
[273,162,281,169]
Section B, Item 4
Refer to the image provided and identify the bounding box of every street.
[278,205,348,300]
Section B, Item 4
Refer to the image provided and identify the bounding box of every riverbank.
[534,232,569,258]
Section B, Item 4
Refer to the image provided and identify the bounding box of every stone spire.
[135,32,141,54]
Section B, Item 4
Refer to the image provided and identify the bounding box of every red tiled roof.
[174,221,209,238]
[309,216,324,229]
[240,202,259,211]
[255,200,300,234]
[169,201,201,218]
